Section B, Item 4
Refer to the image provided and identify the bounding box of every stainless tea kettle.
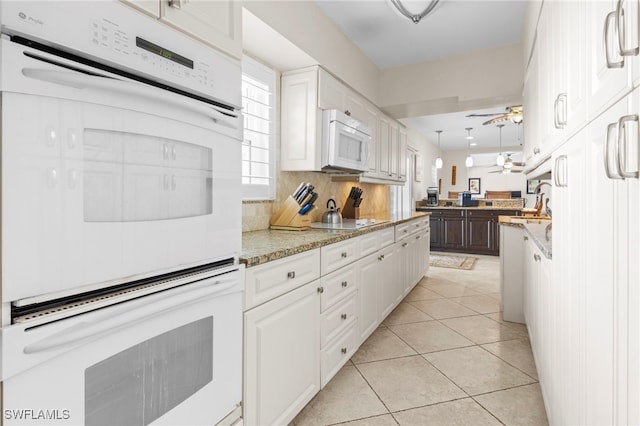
[322,198,342,224]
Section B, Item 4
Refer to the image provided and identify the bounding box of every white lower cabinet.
[243,279,321,426]
[243,217,430,424]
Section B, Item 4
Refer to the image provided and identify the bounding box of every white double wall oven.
[0,2,243,425]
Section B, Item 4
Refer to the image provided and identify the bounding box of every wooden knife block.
[341,201,360,220]
[270,195,312,231]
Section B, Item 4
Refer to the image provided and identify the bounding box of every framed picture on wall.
[527,179,541,194]
[468,178,481,194]
[415,153,423,182]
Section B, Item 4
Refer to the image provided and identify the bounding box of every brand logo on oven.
[18,12,44,26]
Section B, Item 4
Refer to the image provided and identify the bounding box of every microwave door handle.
[22,276,239,355]
[21,67,239,129]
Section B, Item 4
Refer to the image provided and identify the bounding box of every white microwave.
[321,109,371,173]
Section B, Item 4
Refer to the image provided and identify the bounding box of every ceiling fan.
[467,105,523,126]
[489,153,525,174]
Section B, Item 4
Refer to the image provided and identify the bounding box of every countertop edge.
[500,221,552,259]
[241,212,430,268]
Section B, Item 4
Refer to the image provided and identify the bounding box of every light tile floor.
[291,253,548,426]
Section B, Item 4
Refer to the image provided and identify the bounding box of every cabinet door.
[442,211,465,249]
[466,210,492,254]
[357,254,379,344]
[318,69,347,111]
[389,121,399,179]
[398,128,407,180]
[119,0,160,17]
[588,0,634,119]
[429,213,443,249]
[280,69,320,171]
[244,280,321,426]
[553,134,587,425]
[378,116,391,177]
[160,0,241,59]
[377,244,398,321]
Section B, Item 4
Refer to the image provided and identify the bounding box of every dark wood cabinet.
[427,208,518,255]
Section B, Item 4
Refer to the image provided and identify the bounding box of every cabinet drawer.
[378,226,396,248]
[396,220,421,241]
[358,232,380,258]
[320,291,358,347]
[320,265,358,311]
[321,238,359,275]
[245,249,321,310]
[321,321,358,388]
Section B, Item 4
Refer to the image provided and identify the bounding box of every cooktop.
[310,218,388,230]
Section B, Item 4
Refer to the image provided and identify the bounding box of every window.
[242,56,276,200]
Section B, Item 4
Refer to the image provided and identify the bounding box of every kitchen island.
[417,205,520,255]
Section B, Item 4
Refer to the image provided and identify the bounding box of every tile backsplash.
[242,171,390,232]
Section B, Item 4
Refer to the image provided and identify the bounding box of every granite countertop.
[241,212,430,268]
[500,218,553,259]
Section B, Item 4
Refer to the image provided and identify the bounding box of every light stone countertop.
[417,206,524,211]
[500,219,553,259]
[241,212,430,268]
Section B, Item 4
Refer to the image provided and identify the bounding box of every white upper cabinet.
[120,0,242,59]
[281,66,405,182]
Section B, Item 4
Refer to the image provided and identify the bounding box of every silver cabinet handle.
[554,157,561,187]
[341,313,347,320]
[168,0,188,9]
[617,114,640,178]
[534,146,541,155]
[317,286,324,294]
[171,175,177,191]
[171,145,177,160]
[341,347,347,354]
[341,281,348,288]
[163,174,170,190]
[341,252,348,258]
[534,254,541,262]
[554,155,569,187]
[344,110,351,116]
[287,271,296,279]
[616,0,639,56]
[605,122,623,179]
[554,93,568,129]
[605,11,625,68]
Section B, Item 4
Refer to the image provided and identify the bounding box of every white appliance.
[321,109,371,173]
[0,2,243,425]
[0,1,242,306]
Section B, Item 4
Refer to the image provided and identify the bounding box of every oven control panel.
[0,1,239,108]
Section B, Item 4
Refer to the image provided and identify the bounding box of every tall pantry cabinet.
[523,1,639,424]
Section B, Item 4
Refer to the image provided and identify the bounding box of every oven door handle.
[22,276,239,355]
[21,66,239,129]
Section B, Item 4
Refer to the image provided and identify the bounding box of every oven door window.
[83,130,212,222]
[84,317,213,426]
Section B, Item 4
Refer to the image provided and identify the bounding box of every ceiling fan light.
[465,155,474,167]
[503,159,513,169]
[435,157,443,169]
[510,114,523,124]
[496,154,505,166]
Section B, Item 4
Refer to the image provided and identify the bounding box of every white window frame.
[241,55,276,200]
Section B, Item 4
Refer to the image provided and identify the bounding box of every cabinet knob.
[402,242,408,247]
[287,271,296,279]
[524,236,529,241]
[341,347,347,354]
[416,235,421,240]
[317,286,324,294]
[534,147,541,154]
[341,281,348,288]
[341,313,347,320]
[344,110,351,116]
[341,252,348,258]
[533,254,541,262]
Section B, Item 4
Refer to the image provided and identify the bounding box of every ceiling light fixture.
[435,130,443,169]
[465,127,474,167]
[496,124,505,167]
[390,0,440,24]
[503,154,514,169]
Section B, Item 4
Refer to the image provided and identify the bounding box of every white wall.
[379,43,523,119]
[405,127,440,201]
[243,1,380,104]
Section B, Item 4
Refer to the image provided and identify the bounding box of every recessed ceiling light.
[470,142,477,146]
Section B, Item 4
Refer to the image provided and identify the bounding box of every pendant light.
[465,127,474,167]
[496,124,505,167]
[435,130,443,169]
